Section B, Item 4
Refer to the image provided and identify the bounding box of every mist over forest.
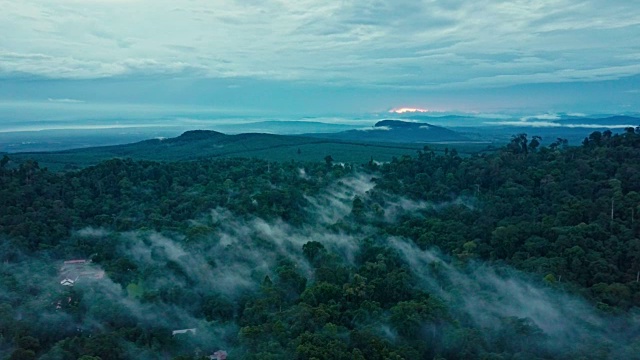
[3,0,640,358]
[1,129,640,359]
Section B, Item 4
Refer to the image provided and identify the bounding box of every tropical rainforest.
[1,128,640,360]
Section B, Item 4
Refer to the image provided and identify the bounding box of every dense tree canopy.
[1,128,640,359]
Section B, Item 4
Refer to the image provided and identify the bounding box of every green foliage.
[126,282,143,298]
[2,129,640,359]
[8,133,451,171]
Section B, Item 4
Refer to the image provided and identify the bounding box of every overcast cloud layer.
[1,0,639,114]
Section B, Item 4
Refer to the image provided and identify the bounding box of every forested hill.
[7,130,439,171]
[1,128,640,359]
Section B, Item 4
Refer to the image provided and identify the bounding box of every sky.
[1,0,639,119]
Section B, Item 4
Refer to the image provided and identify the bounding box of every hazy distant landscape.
[2,110,639,154]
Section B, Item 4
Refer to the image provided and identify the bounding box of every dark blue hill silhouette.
[307,120,469,143]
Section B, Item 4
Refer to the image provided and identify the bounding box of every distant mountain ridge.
[307,119,470,143]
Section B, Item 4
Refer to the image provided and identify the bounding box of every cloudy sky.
[1,0,639,117]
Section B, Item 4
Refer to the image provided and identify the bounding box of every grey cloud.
[112,172,373,297]
[0,0,638,90]
[389,238,638,351]
[76,227,109,237]
[483,121,638,129]
[380,196,475,223]
[0,52,210,79]
[304,174,375,225]
[47,97,85,103]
